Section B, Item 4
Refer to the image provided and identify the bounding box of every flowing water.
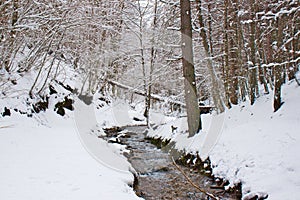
[101,125,241,200]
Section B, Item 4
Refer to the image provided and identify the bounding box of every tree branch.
[171,157,220,200]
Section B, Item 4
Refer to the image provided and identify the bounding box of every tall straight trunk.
[229,38,239,105]
[254,5,269,94]
[273,17,284,112]
[249,0,258,105]
[180,0,201,137]
[264,28,274,90]
[274,65,283,111]
[228,0,240,105]
[136,1,148,120]
[287,15,299,80]
[196,0,225,113]
[235,5,248,102]
[207,2,214,56]
[144,0,158,126]
[293,17,300,62]
[223,0,231,108]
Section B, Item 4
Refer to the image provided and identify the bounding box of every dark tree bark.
[207,1,214,56]
[273,17,284,112]
[180,0,201,137]
[223,0,231,108]
[229,0,239,105]
[249,0,258,105]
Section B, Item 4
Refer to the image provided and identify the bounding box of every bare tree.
[180,0,201,136]
[196,0,225,113]
[144,0,158,126]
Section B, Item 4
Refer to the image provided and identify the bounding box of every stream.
[101,125,242,200]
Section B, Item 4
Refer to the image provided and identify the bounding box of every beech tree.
[180,0,201,136]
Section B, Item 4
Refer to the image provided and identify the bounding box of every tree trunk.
[223,0,231,108]
[273,17,284,112]
[180,0,201,137]
[144,0,158,127]
[136,1,148,120]
[196,0,225,113]
[229,0,240,105]
[249,0,258,105]
[207,2,214,56]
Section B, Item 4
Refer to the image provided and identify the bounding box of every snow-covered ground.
[210,81,300,200]
[1,57,299,199]
[147,80,300,199]
[0,55,145,200]
[0,108,141,200]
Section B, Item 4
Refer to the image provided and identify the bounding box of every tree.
[248,0,258,105]
[273,16,284,112]
[1,0,298,114]
[180,0,201,137]
[144,0,158,126]
[196,0,225,113]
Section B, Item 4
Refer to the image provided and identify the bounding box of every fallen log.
[107,79,214,113]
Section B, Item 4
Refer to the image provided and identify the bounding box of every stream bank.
[101,125,242,200]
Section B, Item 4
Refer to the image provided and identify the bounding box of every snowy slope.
[0,53,144,200]
[0,109,141,200]
[210,80,300,199]
[147,80,300,199]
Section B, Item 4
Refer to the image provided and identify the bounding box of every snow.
[0,108,141,200]
[0,51,144,200]
[147,80,300,199]
[211,81,300,199]
[1,48,299,199]
[73,98,144,173]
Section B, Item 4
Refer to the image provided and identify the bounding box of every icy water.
[101,125,241,200]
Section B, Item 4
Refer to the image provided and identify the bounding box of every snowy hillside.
[0,67,143,200]
[210,80,300,199]
[0,105,142,200]
[147,80,300,199]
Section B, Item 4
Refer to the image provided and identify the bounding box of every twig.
[171,157,220,200]
[0,125,14,129]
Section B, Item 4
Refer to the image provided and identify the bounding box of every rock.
[32,97,49,113]
[49,85,57,95]
[2,107,11,117]
[54,96,74,116]
[78,94,93,105]
[56,106,65,116]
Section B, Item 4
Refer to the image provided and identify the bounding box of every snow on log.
[106,79,214,113]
